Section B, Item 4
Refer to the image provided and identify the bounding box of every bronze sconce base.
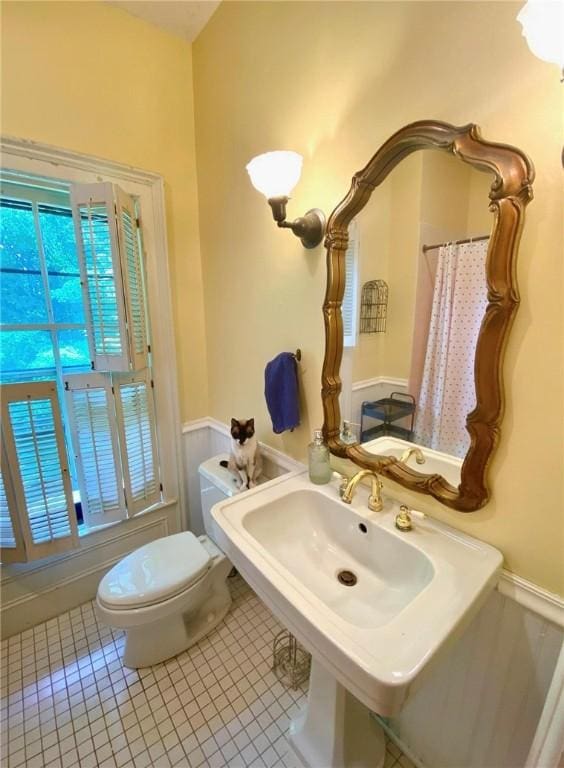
[268,196,326,249]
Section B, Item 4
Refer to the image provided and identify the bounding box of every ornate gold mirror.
[321,121,534,511]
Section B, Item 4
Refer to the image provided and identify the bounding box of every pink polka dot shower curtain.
[414,240,488,458]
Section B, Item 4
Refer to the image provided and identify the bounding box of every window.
[343,219,359,348]
[1,174,161,563]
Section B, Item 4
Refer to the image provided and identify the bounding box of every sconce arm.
[267,196,325,249]
[267,196,289,223]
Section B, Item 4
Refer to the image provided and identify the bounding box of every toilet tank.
[198,454,238,539]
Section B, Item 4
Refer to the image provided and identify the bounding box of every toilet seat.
[98,531,211,610]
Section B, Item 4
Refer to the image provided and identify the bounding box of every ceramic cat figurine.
[220,418,263,491]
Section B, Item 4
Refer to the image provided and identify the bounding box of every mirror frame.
[321,120,534,511]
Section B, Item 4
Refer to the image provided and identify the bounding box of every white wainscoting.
[182,418,303,536]
[388,578,564,768]
[0,417,301,640]
[0,501,179,638]
[183,418,563,768]
[3,415,562,766]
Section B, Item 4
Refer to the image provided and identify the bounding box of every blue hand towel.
[264,352,300,434]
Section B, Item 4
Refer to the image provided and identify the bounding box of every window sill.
[77,498,178,539]
[1,498,179,579]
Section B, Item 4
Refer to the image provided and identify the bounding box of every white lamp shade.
[517,0,564,68]
[246,151,303,198]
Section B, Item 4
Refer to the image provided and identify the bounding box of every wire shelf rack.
[272,630,311,690]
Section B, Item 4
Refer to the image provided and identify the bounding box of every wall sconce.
[246,151,326,249]
[517,0,564,78]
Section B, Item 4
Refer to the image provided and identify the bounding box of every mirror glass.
[338,150,493,484]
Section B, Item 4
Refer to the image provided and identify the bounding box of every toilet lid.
[98,532,211,609]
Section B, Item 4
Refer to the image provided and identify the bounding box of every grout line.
[2,575,413,768]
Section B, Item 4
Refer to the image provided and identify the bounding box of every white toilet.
[95,453,240,669]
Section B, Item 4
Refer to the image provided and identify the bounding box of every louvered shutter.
[71,182,148,372]
[0,382,78,562]
[113,370,160,515]
[0,436,26,563]
[115,187,149,371]
[343,219,359,347]
[65,373,126,529]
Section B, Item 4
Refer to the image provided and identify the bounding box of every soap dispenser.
[340,420,357,445]
[308,429,332,485]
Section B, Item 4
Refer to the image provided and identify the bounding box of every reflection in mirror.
[339,150,493,481]
[322,121,534,510]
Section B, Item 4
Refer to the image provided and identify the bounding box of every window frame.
[0,136,185,546]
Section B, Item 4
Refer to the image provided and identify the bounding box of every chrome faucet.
[400,446,425,465]
[341,469,383,512]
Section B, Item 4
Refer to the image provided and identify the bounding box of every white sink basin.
[243,489,434,629]
[362,435,463,487]
[212,470,502,717]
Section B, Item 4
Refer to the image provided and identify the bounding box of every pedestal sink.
[211,471,502,768]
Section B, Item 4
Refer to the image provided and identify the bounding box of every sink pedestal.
[288,658,385,768]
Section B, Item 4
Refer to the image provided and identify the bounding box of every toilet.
[95,453,241,669]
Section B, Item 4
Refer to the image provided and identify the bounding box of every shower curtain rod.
[422,234,489,253]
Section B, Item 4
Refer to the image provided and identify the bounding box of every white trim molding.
[0,134,185,526]
[0,135,185,636]
[182,418,305,474]
[498,570,564,629]
[1,135,162,184]
[181,417,304,539]
[352,376,409,392]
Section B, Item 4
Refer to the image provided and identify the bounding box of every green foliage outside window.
[0,197,91,382]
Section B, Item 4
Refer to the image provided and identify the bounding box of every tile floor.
[1,574,415,768]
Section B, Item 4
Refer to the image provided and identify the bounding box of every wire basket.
[272,630,311,690]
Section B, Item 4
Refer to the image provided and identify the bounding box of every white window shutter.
[65,373,126,529]
[115,186,149,371]
[343,219,359,348]
[1,382,78,562]
[113,370,160,516]
[71,182,148,372]
[0,437,26,563]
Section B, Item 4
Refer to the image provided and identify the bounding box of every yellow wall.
[351,179,393,382]
[2,1,562,595]
[194,1,564,595]
[1,0,208,420]
[467,166,496,235]
[385,153,422,378]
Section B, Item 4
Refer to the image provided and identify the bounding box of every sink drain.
[337,569,357,587]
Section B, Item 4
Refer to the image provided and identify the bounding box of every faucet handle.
[395,504,413,531]
[332,471,350,499]
[395,505,426,531]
